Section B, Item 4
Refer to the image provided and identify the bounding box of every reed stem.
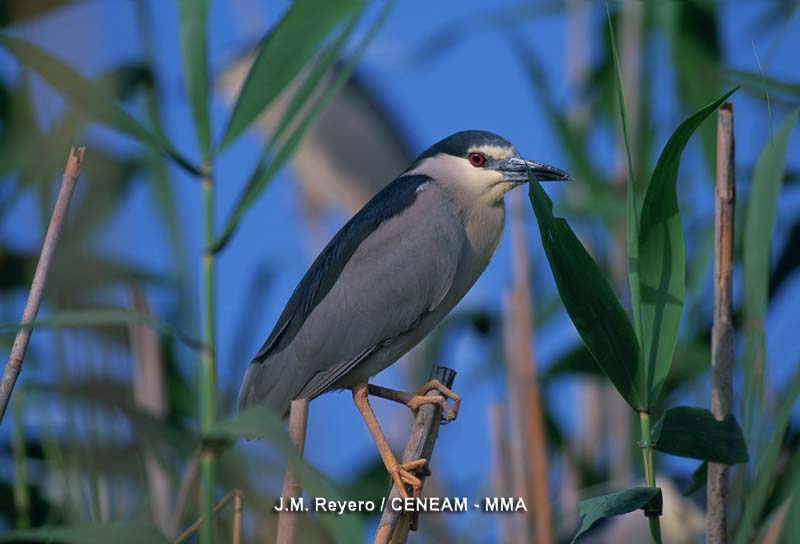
[199,159,217,544]
[639,411,662,544]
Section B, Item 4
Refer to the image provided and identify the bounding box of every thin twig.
[0,145,85,424]
[174,489,243,544]
[167,446,202,537]
[707,102,736,544]
[374,366,456,544]
[276,398,309,544]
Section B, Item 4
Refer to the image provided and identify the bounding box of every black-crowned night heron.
[238,130,571,497]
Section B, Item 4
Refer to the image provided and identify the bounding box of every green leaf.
[0,308,204,351]
[528,180,645,411]
[661,0,724,177]
[639,87,737,405]
[652,406,748,463]
[683,461,707,496]
[780,489,800,544]
[219,0,363,149]
[177,0,211,158]
[206,406,362,543]
[742,108,800,434]
[573,487,662,542]
[737,358,800,543]
[606,5,643,347]
[0,33,199,175]
[726,68,800,102]
[267,12,362,152]
[0,523,170,543]
[213,1,392,252]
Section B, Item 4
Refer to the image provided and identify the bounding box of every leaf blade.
[573,487,662,542]
[0,33,199,174]
[177,0,211,158]
[528,180,645,411]
[652,406,748,463]
[219,0,363,149]
[213,1,392,252]
[0,308,204,351]
[639,87,737,405]
[206,406,362,542]
[0,523,170,544]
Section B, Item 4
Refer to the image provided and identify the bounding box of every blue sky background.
[1,0,799,539]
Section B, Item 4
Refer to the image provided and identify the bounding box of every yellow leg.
[352,383,427,499]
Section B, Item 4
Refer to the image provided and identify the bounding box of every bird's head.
[406,130,572,203]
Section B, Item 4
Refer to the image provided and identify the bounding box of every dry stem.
[507,189,553,543]
[707,102,736,544]
[0,145,85,424]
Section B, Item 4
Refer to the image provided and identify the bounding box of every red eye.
[468,152,487,167]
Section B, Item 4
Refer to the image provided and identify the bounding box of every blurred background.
[0,1,799,542]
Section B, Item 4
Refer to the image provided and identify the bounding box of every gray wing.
[238,178,466,416]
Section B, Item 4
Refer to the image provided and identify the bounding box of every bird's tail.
[237,359,296,419]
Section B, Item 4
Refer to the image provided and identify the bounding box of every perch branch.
[0,145,85,424]
[707,102,735,544]
[276,398,309,544]
[373,366,456,544]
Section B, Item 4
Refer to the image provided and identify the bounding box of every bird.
[238,130,571,498]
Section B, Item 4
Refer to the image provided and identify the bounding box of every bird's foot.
[388,458,429,499]
[406,379,461,424]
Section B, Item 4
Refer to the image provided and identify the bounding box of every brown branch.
[276,398,309,544]
[707,102,736,544]
[373,366,456,544]
[174,489,243,544]
[0,145,85,424]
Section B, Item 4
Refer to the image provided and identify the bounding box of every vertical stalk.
[200,160,216,544]
[708,102,735,544]
[639,411,662,544]
[276,399,309,544]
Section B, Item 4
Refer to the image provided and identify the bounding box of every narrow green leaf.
[737,358,800,543]
[683,461,707,496]
[661,1,724,176]
[219,0,363,149]
[0,523,170,544]
[0,33,200,175]
[606,4,643,347]
[213,1,392,253]
[0,308,204,351]
[742,108,800,435]
[267,12,362,152]
[726,68,800,101]
[652,406,748,463]
[639,87,737,405]
[529,180,645,411]
[206,406,362,542]
[177,0,211,158]
[573,487,661,542]
[780,489,800,544]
